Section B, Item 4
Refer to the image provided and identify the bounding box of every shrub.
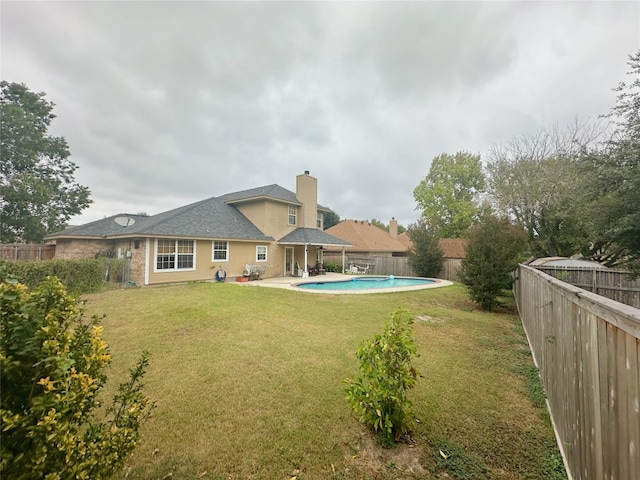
[0,273,154,479]
[0,258,103,295]
[322,262,341,273]
[459,215,527,311]
[407,218,443,277]
[345,308,419,447]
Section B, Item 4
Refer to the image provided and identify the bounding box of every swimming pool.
[295,276,442,293]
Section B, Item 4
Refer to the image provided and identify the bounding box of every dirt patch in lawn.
[345,429,427,478]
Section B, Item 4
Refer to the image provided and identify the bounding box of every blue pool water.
[295,276,436,291]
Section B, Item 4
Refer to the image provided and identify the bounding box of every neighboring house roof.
[397,232,467,259]
[323,220,407,253]
[439,238,467,259]
[45,196,274,241]
[278,228,352,246]
[397,232,412,250]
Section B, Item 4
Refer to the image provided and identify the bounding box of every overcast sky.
[2,1,638,228]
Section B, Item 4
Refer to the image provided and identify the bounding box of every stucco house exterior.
[45,172,351,286]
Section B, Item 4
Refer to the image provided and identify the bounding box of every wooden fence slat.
[625,334,640,478]
[617,328,630,480]
[516,265,640,480]
[0,244,55,261]
[534,265,640,309]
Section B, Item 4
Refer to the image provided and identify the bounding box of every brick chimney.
[296,171,318,229]
[389,217,398,239]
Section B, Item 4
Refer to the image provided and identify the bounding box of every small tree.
[0,274,154,479]
[407,218,443,277]
[345,309,419,447]
[460,215,527,311]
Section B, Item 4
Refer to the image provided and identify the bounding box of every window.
[317,212,323,229]
[256,245,267,262]
[212,240,229,261]
[288,205,297,225]
[155,239,195,271]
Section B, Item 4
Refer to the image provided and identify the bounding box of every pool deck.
[235,273,453,294]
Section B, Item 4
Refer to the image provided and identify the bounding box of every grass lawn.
[83,281,566,480]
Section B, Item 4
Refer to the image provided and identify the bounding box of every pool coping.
[236,273,453,294]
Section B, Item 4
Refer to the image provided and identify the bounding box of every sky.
[2,1,639,229]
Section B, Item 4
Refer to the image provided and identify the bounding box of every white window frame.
[317,212,323,229]
[288,205,297,226]
[211,240,229,261]
[256,245,268,262]
[154,239,196,272]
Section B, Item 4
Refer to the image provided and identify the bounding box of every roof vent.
[304,170,309,174]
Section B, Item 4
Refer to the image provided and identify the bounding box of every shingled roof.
[46,197,273,241]
[218,184,300,205]
[323,220,407,253]
[398,232,467,259]
[278,228,352,246]
[218,183,332,212]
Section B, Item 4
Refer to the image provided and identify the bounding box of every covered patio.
[277,227,352,278]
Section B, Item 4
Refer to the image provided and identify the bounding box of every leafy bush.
[0,274,154,479]
[322,262,341,273]
[345,308,419,447]
[459,215,527,311]
[0,258,103,295]
[407,217,444,277]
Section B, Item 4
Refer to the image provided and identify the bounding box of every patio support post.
[303,244,309,278]
[342,248,346,274]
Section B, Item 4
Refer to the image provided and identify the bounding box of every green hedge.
[0,259,104,295]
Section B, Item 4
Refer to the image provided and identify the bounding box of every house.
[321,219,467,280]
[44,171,351,286]
[323,218,408,258]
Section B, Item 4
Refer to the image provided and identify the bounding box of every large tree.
[413,151,486,238]
[1,82,91,243]
[486,120,605,258]
[583,51,640,270]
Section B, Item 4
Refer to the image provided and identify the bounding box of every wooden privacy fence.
[0,244,55,261]
[515,264,640,480]
[321,253,461,281]
[534,266,640,309]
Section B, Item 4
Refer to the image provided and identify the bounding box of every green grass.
[83,282,566,480]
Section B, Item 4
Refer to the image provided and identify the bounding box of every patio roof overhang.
[278,228,351,277]
[277,228,352,247]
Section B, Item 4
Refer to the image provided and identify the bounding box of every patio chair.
[315,262,326,275]
[308,264,319,276]
[253,265,266,280]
